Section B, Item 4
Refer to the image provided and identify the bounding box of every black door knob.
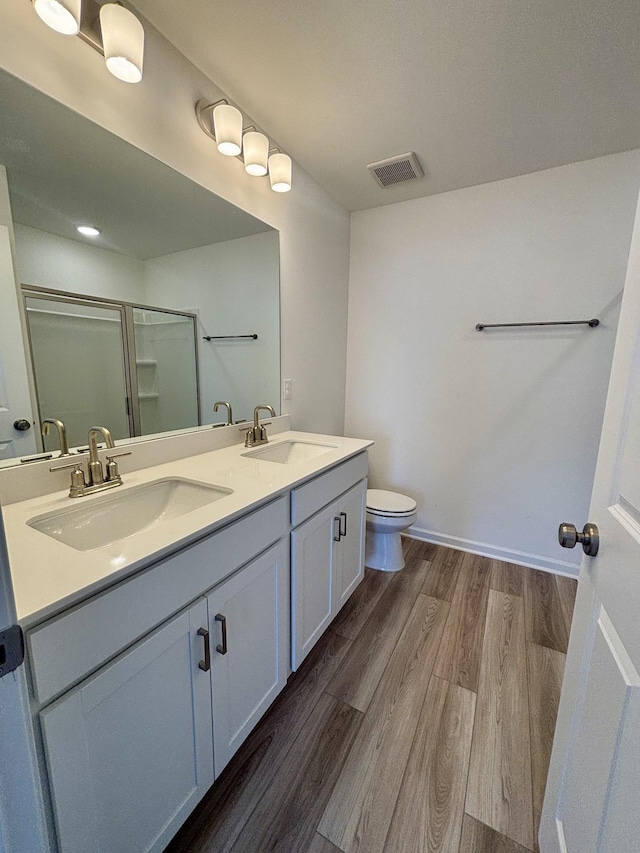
[13,418,31,432]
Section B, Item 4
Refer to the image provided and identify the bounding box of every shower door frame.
[21,285,201,449]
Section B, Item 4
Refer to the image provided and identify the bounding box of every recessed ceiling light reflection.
[77,225,100,237]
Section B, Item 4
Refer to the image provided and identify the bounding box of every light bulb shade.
[33,0,80,35]
[100,4,144,84]
[268,153,292,192]
[243,131,269,176]
[213,105,243,156]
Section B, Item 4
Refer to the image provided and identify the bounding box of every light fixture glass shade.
[268,153,292,192]
[33,0,80,35]
[213,104,243,156]
[100,4,144,84]
[243,131,269,176]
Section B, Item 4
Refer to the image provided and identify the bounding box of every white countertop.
[3,431,373,628]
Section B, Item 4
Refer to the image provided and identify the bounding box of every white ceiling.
[133,0,640,212]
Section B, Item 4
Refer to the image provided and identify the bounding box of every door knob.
[13,418,31,431]
[558,522,599,557]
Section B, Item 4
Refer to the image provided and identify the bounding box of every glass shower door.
[24,295,132,450]
[130,307,199,436]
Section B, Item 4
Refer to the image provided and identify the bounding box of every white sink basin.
[28,477,233,552]
[242,439,338,464]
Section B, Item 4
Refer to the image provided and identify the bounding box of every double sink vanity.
[2,420,372,852]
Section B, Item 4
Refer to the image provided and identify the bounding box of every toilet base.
[365,528,405,572]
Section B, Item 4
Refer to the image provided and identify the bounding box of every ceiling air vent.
[367,152,424,188]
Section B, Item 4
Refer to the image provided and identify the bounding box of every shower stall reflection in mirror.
[22,286,201,452]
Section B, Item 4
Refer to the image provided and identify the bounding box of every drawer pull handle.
[340,511,347,538]
[197,627,210,671]
[333,516,342,542]
[215,613,228,655]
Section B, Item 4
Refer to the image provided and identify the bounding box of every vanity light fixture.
[99,3,144,83]
[196,99,293,192]
[76,225,100,236]
[268,153,292,193]
[30,0,145,84]
[32,0,80,35]
[212,104,243,156]
[243,131,269,177]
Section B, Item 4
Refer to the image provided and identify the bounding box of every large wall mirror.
[0,69,280,466]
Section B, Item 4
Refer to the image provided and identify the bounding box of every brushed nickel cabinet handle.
[215,613,228,655]
[197,627,210,671]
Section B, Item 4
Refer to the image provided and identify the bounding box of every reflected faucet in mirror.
[41,418,71,457]
[213,401,233,426]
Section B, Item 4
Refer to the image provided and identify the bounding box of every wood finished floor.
[166,540,576,853]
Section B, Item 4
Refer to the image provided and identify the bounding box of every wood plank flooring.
[166,541,577,853]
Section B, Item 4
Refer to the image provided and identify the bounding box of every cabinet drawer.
[290,452,368,527]
[28,496,288,706]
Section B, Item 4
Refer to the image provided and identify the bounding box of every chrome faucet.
[41,418,71,457]
[242,405,276,447]
[50,425,131,497]
[213,401,233,426]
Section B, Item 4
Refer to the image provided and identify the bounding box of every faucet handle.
[105,451,132,461]
[50,460,87,497]
[50,460,83,473]
[105,450,131,482]
[239,425,256,447]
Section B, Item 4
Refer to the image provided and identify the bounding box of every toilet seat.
[366,489,416,517]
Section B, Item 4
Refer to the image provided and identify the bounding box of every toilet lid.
[366,489,417,516]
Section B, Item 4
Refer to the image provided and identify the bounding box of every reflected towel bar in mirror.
[203,334,259,340]
[476,319,599,331]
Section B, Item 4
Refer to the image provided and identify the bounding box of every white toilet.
[365,489,418,572]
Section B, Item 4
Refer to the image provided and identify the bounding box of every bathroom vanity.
[1,427,371,852]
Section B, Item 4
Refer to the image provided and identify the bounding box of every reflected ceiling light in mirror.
[243,131,269,177]
[99,3,144,83]
[195,99,293,192]
[268,153,292,193]
[32,0,80,35]
[76,225,100,236]
[212,104,243,156]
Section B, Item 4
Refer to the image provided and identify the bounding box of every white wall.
[145,231,280,421]
[0,2,350,436]
[346,152,640,574]
[14,224,146,303]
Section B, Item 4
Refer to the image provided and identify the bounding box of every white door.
[0,506,49,852]
[540,190,640,851]
[0,224,37,459]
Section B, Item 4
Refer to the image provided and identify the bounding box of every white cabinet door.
[291,502,339,669]
[208,540,290,775]
[40,598,214,853]
[334,480,366,612]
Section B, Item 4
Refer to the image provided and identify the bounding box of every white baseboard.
[405,525,580,578]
